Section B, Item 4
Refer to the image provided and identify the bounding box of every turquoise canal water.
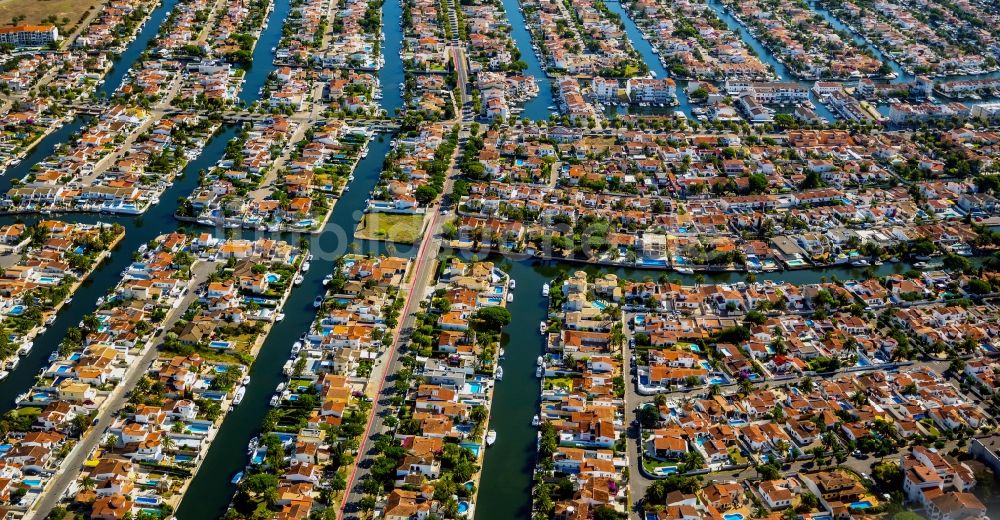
[239,0,291,105]
[98,0,179,98]
[498,0,557,119]
[380,0,405,115]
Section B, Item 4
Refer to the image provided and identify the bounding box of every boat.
[7,357,18,370]
[536,366,543,378]
[537,356,545,366]
[270,394,281,407]
[242,375,251,385]
[64,297,72,304]
[307,253,314,262]
[485,430,497,446]
[495,366,504,381]
[275,313,285,322]
[0,371,8,381]
[293,274,304,286]
[675,267,694,275]
[231,471,244,484]
[506,293,513,302]
[531,415,540,426]
[541,283,549,297]
[48,352,58,363]
[913,261,928,269]
[292,341,302,353]
[539,321,547,334]
[498,348,505,359]
[323,274,333,286]
[508,278,516,289]
[313,296,323,308]
[233,386,246,405]
[851,259,870,267]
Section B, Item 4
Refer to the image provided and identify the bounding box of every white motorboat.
[293,274,304,286]
[498,348,505,359]
[536,366,543,378]
[537,356,545,367]
[301,261,311,272]
[851,259,870,267]
[506,292,513,303]
[242,375,251,385]
[313,296,323,308]
[233,385,246,405]
[269,394,281,407]
[275,313,285,322]
[508,279,516,289]
[539,321,547,334]
[48,352,58,363]
[495,366,504,381]
[676,267,694,275]
[531,415,540,426]
[486,430,497,446]
[541,283,549,297]
[323,274,333,285]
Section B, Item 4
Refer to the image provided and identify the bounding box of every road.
[338,120,469,519]
[28,261,216,520]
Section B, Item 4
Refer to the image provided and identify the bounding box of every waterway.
[497,0,557,120]
[471,251,928,520]
[380,0,406,116]
[0,125,238,416]
[0,117,87,189]
[98,0,179,98]
[175,135,398,517]
[603,0,695,120]
[702,0,837,121]
[238,0,291,105]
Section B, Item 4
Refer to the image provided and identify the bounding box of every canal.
[0,124,239,416]
[380,0,406,116]
[472,251,923,520]
[497,0,557,120]
[238,0,291,105]
[0,117,87,192]
[175,134,398,517]
[603,0,695,120]
[98,0,179,98]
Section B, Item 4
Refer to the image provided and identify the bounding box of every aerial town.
[0,0,997,518]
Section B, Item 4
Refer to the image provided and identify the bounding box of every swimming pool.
[186,423,210,434]
[22,478,41,488]
[265,273,281,283]
[458,501,470,514]
[208,341,233,349]
[464,382,484,394]
[460,442,481,457]
[493,286,504,295]
[6,305,24,316]
[174,454,194,462]
[135,496,161,506]
[37,276,59,285]
[849,501,873,510]
[723,514,745,520]
[728,418,747,426]
[592,300,608,311]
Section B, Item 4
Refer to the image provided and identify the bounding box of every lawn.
[0,0,103,34]
[355,213,425,244]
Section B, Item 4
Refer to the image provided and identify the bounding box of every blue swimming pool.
[135,496,160,506]
[22,478,42,488]
[174,454,194,462]
[460,442,481,457]
[208,341,233,349]
[265,273,280,283]
[592,300,608,310]
[7,305,25,316]
[723,514,745,520]
[849,501,872,510]
[186,423,210,434]
[465,382,484,394]
[458,501,470,514]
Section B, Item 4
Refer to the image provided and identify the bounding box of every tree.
[414,185,438,205]
[473,306,511,331]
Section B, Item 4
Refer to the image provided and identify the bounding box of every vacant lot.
[355,213,425,244]
[0,0,103,35]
